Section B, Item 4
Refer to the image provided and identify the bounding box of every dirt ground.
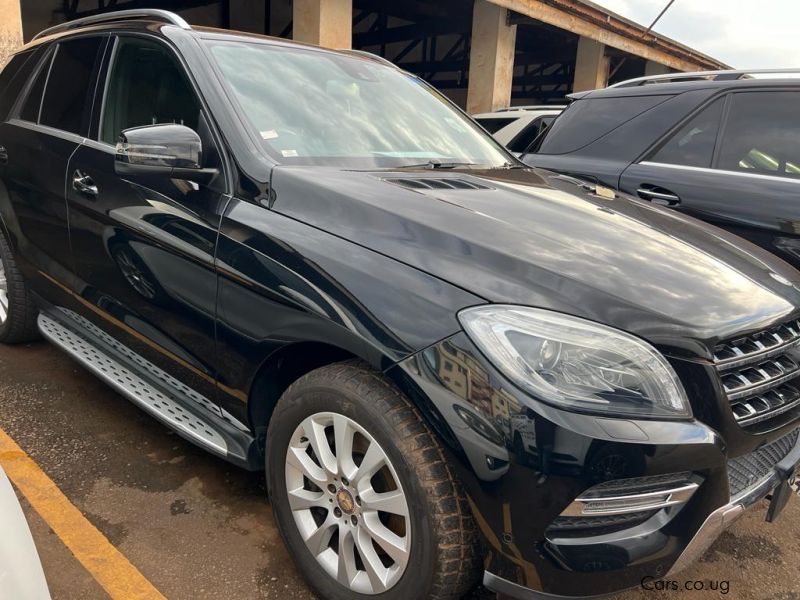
[0,340,798,600]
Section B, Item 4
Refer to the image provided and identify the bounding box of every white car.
[0,467,50,599]
[473,105,565,155]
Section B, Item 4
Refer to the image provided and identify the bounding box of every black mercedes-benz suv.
[0,11,799,600]
[524,69,800,275]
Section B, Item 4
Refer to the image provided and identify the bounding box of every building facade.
[1,0,727,113]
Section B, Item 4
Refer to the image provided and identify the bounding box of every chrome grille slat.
[721,358,800,400]
[714,319,800,429]
[714,318,800,369]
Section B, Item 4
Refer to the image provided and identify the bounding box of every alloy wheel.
[0,254,7,325]
[285,412,411,594]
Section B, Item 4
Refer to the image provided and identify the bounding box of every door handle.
[72,170,98,198]
[636,187,680,206]
[0,146,8,164]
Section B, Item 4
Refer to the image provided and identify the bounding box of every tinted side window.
[0,51,36,121]
[19,50,53,123]
[101,37,199,145]
[40,37,104,135]
[717,92,800,179]
[650,98,724,168]
[538,95,670,154]
[508,116,556,153]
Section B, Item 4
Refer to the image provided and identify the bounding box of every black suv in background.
[1,12,800,600]
[524,70,800,271]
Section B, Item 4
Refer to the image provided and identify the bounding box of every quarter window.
[19,50,52,124]
[40,37,104,135]
[101,37,200,145]
[650,98,723,168]
[717,92,800,179]
[0,50,36,121]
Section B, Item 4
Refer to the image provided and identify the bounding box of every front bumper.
[391,331,800,599]
[483,431,800,600]
[667,430,800,577]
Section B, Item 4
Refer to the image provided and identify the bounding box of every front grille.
[713,319,800,430]
[727,428,799,497]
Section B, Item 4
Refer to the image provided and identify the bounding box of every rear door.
[0,36,106,303]
[65,34,230,411]
[620,90,800,268]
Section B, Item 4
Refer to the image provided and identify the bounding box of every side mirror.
[115,124,218,185]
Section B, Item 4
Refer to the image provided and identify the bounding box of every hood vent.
[383,177,492,191]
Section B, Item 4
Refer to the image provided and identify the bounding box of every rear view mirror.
[115,124,218,185]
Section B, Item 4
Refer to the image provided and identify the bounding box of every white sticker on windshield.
[281,149,298,157]
[260,130,279,140]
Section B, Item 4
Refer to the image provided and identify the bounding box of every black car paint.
[525,82,800,276]
[0,23,798,598]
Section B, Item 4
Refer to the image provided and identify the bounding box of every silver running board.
[38,312,231,458]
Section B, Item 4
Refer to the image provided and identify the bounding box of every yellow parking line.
[0,428,166,600]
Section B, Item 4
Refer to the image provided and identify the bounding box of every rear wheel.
[0,228,39,344]
[266,361,481,600]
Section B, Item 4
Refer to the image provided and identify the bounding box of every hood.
[270,166,800,359]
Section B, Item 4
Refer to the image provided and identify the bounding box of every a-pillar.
[573,36,609,92]
[466,0,517,114]
[293,0,352,49]
[0,0,22,66]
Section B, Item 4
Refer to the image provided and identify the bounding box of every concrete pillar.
[0,0,22,66]
[466,0,517,114]
[645,60,671,76]
[573,36,609,92]
[293,0,352,49]
[229,0,266,34]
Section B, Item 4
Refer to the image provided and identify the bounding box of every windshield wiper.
[395,160,477,170]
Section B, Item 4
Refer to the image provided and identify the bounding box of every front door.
[66,35,230,412]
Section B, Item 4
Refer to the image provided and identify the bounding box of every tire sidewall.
[0,231,14,339]
[266,382,440,600]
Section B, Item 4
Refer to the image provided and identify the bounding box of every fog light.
[561,474,700,517]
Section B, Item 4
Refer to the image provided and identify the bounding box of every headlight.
[458,306,691,419]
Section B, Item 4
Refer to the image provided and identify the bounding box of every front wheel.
[266,361,481,600]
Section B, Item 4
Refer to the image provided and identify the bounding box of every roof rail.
[610,68,800,88]
[33,9,191,41]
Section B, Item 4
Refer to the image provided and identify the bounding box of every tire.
[266,360,481,600]
[0,227,40,344]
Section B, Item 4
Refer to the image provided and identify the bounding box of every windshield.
[205,40,510,168]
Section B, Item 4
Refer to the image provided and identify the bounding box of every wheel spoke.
[286,446,328,488]
[305,417,338,476]
[354,441,386,486]
[359,488,408,517]
[336,525,358,587]
[355,526,388,593]
[287,486,326,511]
[304,511,337,555]
[362,512,409,565]
[333,413,357,480]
